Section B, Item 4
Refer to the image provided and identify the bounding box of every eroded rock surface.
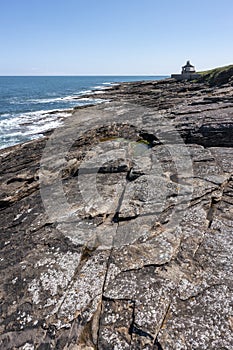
[0,78,233,349]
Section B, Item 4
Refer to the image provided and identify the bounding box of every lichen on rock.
[1,77,233,349]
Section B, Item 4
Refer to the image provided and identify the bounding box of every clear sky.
[1,0,232,75]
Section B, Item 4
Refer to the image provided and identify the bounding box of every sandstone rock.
[1,77,233,349]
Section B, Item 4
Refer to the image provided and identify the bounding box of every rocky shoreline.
[0,76,233,349]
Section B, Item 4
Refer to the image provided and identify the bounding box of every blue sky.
[0,0,232,75]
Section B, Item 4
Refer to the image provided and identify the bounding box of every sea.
[0,76,166,150]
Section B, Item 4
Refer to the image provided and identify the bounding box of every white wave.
[8,90,107,107]
[77,97,94,101]
[0,96,106,149]
[0,113,11,118]
[0,109,70,136]
[92,91,106,94]
[0,133,44,150]
[79,90,92,95]
[24,119,63,135]
[27,95,80,104]
[9,100,24,105]
[92,85,109,90]
[102,82,119,86]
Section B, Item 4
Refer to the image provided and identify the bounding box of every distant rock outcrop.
[1,75,233,349]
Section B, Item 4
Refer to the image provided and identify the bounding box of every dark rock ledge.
[0,77,233,349]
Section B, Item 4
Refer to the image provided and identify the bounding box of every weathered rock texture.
[0,77,233,349]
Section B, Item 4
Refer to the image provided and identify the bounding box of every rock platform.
[0,78,233,349]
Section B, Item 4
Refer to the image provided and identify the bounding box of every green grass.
[197,64,233,85]
[198,64,233,75]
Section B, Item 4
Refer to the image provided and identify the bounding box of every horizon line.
[0,74,170,77]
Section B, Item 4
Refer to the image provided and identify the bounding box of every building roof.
[183,60,194,68]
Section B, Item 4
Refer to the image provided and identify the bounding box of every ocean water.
[0,76,166,149]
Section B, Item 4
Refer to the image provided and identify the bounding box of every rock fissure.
[112,168,132,223]
[121,262,170,274]
[154,338,164,350]
[178,283,224,302]
[1,76,233,349]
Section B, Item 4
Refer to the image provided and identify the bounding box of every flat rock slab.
[0,78,233,349]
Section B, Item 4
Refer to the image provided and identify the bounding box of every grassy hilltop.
[198,64,233,85]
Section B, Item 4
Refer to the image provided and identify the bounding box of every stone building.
[172,60,201,80]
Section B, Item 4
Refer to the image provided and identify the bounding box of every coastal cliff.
[0,74,233,349]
